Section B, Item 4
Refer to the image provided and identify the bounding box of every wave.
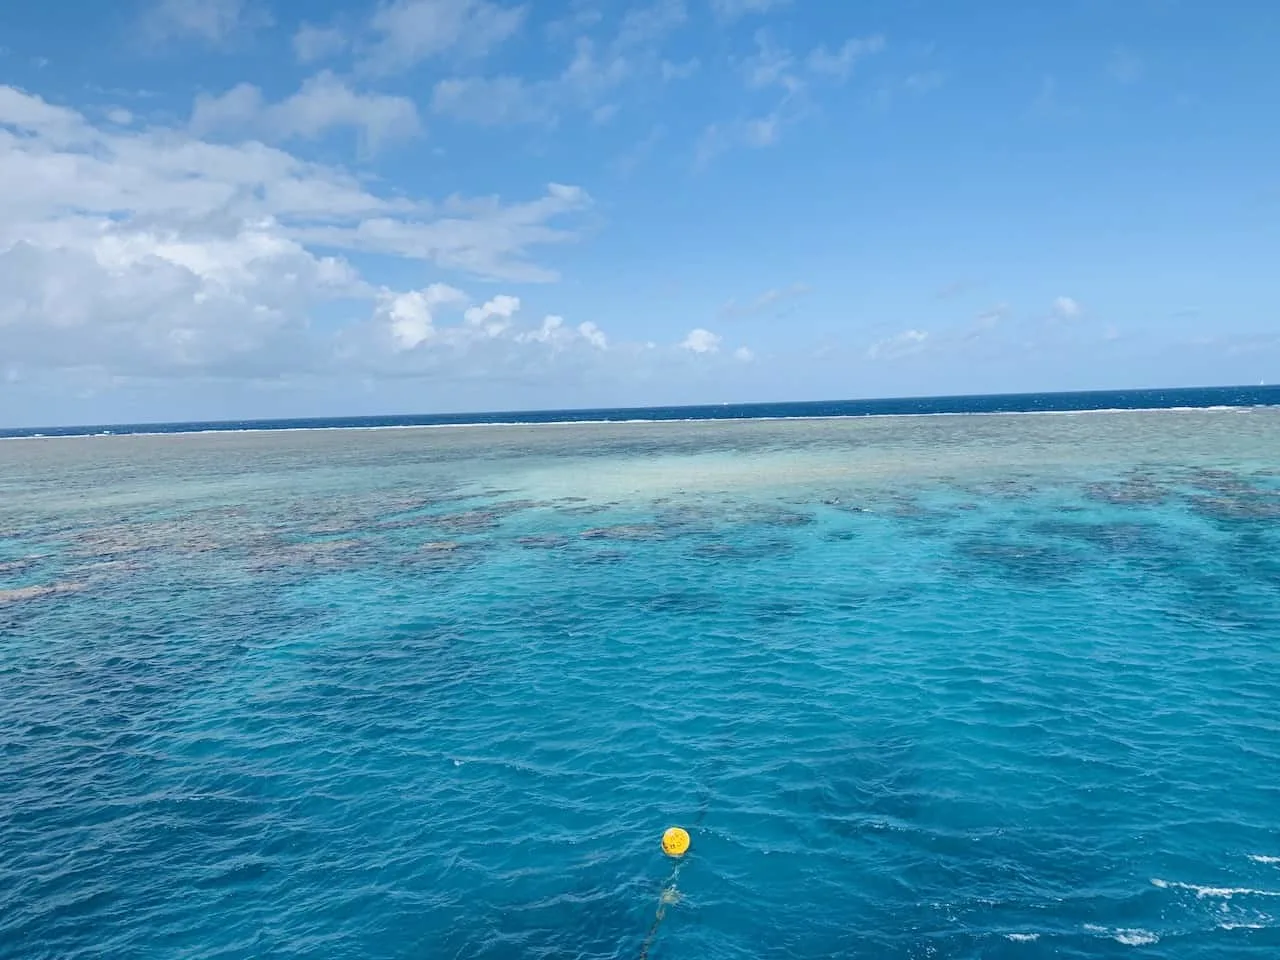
[1085,925,1160,946]
[1152,878,1280,898]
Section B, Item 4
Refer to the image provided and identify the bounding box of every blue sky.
[0,0,1276,425]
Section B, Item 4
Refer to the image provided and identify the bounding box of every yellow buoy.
[661,827,690,857]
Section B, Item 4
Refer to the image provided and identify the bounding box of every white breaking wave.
[1248,855,1280,865]
[1152,878,1280,898]
[1085,924,1159,946]
[1114,930,1160,946]
[1004,932,1039,942]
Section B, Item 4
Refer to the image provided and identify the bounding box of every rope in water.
[637,787,716,960]
[637,858,685,960]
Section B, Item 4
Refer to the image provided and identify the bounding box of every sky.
[0,0,1277,425]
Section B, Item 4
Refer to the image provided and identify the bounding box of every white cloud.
[289,183,590,281]
[743,114,780,146]
[694,123,729,168]
[431,75,552,125]
[429,0,697,131]
[694,111,784,167]
[807,35,885,81]
[504,314,609,351]
[681,328,722,353]
[360,0,526,74]
[719,281,809,319]
[332,292,618,382]
[710,0,790,20]
[1052,296,1081,319]
[0,85,84,138]
[519,314,566,343]
[578,321,608,349]
[464,293,521,336]
[559,36,630,103]
[975,304,1008,329]
[733,345,754,362]
[0,84,593,378]
[106,108,134,126]
[661,58,700,81]
[867,329,928,360]
[143,0,266,45]
[744,31,802,93]
[294,23,349,63]
[701,30,881,165]
[379,283,467,350]
[191,72,422,154]
[432,37,627,127]
[617,0,687,49]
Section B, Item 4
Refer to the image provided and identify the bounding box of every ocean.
[3,389,1280,958]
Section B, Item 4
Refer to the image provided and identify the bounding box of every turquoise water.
[4,411,1280,958]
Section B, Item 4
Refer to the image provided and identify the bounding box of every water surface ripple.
[3,410,1280,958]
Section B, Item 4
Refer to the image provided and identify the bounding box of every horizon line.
[2,382,1277,436]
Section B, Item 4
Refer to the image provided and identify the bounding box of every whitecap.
[1086,925,1159,946]
[1249,855,1280,865]
[1152,878,1280,898]
[1004,933,1039,942]
[1114,929,1159,946]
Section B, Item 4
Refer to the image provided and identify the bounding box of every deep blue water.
[3,409,1280,958]
[3,384,1279,438]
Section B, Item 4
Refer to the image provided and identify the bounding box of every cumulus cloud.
[0,84,593,378]
[191,72,422,154]
[1052,296,1081,319]
[359,0,526,74]
[578,321,608,349]
[733,345,754,362]
[681,328,722,353]
[331,292,617,382]
[377,283,467,350]
[511,315,609,350]
[464,293,521,336]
